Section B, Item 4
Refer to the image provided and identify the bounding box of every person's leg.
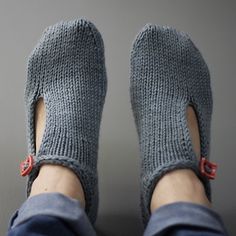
[130,24,228,236]
[145,107,227,236]
[8,19,107,236]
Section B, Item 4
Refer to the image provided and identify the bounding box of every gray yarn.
[25,19,107,224]
[130,24,213,225]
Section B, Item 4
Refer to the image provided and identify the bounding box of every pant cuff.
[144,202,228,236]
[9,192,96,236]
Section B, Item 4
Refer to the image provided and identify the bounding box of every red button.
[199,157,217,180]
[20,155,34,176]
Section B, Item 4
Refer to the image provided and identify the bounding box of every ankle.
[30,164,86,208]
[150,169,211,213]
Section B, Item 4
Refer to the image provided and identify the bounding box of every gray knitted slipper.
[130,24,217,225]
[20,19,107,224]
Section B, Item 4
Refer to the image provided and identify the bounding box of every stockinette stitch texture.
[24,19,107,223]
[130,24,213,224]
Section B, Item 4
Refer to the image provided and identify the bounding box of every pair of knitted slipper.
[20,19,216,225]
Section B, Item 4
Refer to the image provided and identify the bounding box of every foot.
[30,98,86,208]
[24,19,107,223]
[130,25,213,224]
[150,106,211,212]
